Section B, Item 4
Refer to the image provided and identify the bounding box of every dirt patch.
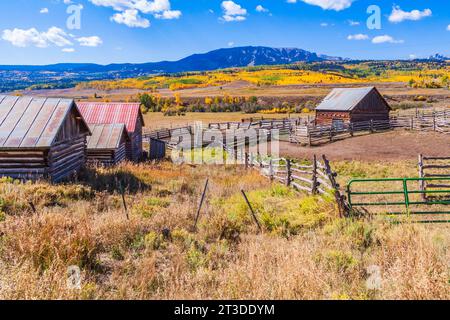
[279,131,450,161]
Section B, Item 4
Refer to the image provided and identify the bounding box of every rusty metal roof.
[0,95,90,149]
[315,87,376,111]
[77,102,144,133]
[87,123,129,150]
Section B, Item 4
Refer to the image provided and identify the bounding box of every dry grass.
[0,161,448,300]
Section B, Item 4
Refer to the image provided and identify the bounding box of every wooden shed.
[315,87,391,126]
[78,102,145,161]
[86,124,130,166]
[0,95,91,182]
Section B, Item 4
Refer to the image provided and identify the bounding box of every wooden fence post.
[322,155,348,218]
[286,159,292,187]
[269,159,274,182]
[418,154,426,201]
[241,190,262,232]
[119,182,129,221]
[370,120,374,133]
[308,127,312,146]
[244,152,249,169]
[311,155,318,195]
[194,179,209,230]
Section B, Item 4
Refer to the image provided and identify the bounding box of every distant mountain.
[0,46,339,74]
[428,53,449,61]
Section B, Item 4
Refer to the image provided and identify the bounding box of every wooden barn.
[0,95,91,182]
[86,123,130,166]
[78,102,145,161]
[315,87,391,126]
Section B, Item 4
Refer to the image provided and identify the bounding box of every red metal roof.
[77,102,144,133]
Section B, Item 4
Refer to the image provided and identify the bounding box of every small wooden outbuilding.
[78,102,145,161]
[315,87,391,126]
[86,123,130,166]
[0,95,91,182]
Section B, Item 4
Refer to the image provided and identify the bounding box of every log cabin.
[315,87,391,127]
[86,123,130,166]
[0,95,91,182]
[77,102,145,161]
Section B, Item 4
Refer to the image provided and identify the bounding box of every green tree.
[140,93,157,112]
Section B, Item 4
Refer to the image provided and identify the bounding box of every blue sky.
[0,0,449,65]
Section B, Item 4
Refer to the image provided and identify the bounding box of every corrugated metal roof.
[0,95,89,149]
[87,123,129,150]
[77,102,144,133]
[315,87,375,111]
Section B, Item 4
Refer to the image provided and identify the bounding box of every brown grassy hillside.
[0,161,448,299]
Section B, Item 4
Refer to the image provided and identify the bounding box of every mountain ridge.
[0,46,341,74]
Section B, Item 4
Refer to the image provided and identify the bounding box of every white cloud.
[409,54,417,60]
[89,0,182,26]
[228,41,234,47]
[2,27,72,48]
[62,48,75,53]
[221,1,247,22]
[63,0,73,4]
[447,24,450,31]
[111,9,151,28]
[40,8,49,14]
[347,34,369,41]
[154,10,181,19]
[320,22,328,27]
[76,36,103,47]
[372,35,404,44]
[388,6,432,23]
[348,20,360,26]
[256,5,268,13]
[287,0,354,11]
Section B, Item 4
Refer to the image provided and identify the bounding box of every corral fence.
[290,119,392,145]
[243,153,348,217]
[418,155,450,201]
[290,111,450,146]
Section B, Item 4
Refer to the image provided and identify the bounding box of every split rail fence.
[418,155,450,201]
[243,153,348,217]
[290,112,450,146]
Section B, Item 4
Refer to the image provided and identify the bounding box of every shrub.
[322,250,359,272]
[144,232,163,250]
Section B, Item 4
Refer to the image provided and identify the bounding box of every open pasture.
[0,160,448,300]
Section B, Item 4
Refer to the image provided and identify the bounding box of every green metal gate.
[347,177,450,222]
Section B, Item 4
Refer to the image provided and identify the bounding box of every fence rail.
[291,113,450,146]
[418,155,450,201]
[244,153,337,192]
[347,177,450,221]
